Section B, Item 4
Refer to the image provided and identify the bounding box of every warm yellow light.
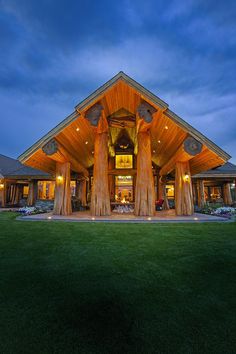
[85,141,88,145]
[76,127,80,131]
[91,217,95,220]
[184,173,190,182]
[0,183,4,190]
[158,140,161,143]
[165,126,168,130]
[153,150,156,153]
[57,175,63,183]
[92,151,94,154]
[115,155,133,169]
[147,217,152,221]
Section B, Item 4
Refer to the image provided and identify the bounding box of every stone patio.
[18,209,229,223]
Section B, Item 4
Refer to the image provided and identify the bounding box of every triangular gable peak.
[18,72,230,175]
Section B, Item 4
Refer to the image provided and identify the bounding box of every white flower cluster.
[113,205,134,214]
[214,207,236,215]
[18,206,36,215]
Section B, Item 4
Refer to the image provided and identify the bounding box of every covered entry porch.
[19,72,231,217]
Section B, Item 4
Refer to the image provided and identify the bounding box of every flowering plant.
[18,206,36,215]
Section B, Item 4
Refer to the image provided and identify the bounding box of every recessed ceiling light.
[85,141,88,145]
[76,127,80,131]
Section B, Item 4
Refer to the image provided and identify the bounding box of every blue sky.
[0,0,236,163]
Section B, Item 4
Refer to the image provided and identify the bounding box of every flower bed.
[197,204,236,219]
[18,206,49,216]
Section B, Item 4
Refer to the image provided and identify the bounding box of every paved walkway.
[19,209,228,223]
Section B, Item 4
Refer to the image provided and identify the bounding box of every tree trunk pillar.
[192,182,197,206]
[175,161,194,215]
[135,130,155,216]
[79,179,87,207]
[0,179,6,207]
[27,181,37,206]
[53,162,72,215]
[223,182,232,205]
[197,179,205,208]
[91,115,111,216]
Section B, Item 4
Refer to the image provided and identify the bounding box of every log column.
[79,179,87,207]
[175,161,194,216]
[223,182,232,205]
[85,104,111,216]
[197,179,205,208]
[158,176,170,210]
[27,180,37,206]
[53,162,72,215]
[0,179,6,207]
[42,138,88,215]
[135,101,156,216]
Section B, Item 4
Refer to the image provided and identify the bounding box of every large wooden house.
[1,72,235,215]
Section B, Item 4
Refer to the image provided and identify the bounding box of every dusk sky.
[0,0,236,163]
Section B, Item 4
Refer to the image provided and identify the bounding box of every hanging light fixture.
[184,172,190,182]
[57,175,63,183]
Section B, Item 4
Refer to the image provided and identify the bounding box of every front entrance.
[115,175,133,203]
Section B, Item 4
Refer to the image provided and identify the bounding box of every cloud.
[0,0,235,163]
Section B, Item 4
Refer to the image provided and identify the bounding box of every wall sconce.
[0,183,4,190]
[184,172,190,182]
[57,175,63,183]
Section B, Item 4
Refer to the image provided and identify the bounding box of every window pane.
[115,155,133,169]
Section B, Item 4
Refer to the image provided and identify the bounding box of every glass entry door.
[115,176,133,202]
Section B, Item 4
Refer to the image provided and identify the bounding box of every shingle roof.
[0,153,51,178]
[193,162,236,178]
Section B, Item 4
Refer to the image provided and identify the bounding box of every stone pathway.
[18,209,229,223]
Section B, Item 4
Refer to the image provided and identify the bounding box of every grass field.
[0,212,235,354]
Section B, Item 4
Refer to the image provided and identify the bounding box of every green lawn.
[0,212,235,354]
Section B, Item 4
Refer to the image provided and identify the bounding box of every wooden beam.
[42,138,88,177]
[160,136,203,176]
[108,168,136,176]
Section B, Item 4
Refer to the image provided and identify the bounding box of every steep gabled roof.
[0,153,51,179]
[18,71,231,169]
[75,71,169,111]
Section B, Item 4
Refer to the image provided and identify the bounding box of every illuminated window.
[115,155,133,169]
[23,186,29,198]
[115,176,133,202]
[166,185,174,198]
[38,181,55,200]
[70,181,76,196]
